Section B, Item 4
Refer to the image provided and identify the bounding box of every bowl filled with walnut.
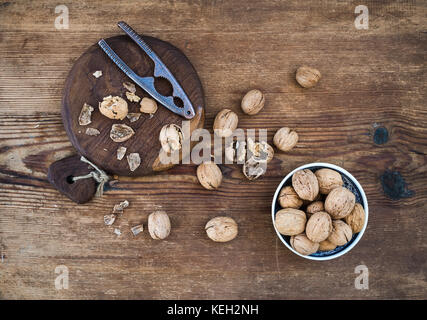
[271,163,368,261]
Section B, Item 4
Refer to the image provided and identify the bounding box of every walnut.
[243,157,266,180]
[78,103,94,126]
[292,169,319,201]
[110,124,135,142]
[140,97,158,115]
[225,139,246,163]
[278,186,303,209]
[159,124,183,153]
[241,89,265,115]
[126,113,141,123]
[197,162,222,190]
[273,127,298,152]
[306,211,332,243]
[325,187,356,219]
[125,91,141,102]
[85,127,100,136]
[344,203,365,233]
[296,66,321,88]
[116,146,127,160]
[290,233,319,256]
[318,239,337,252]
[99,95,128,120]
[327,220,353,246]
[274,208,306,236]
[315,168,343,194]
[205,216,238,242]
[126,153,141,172]
[213,109,238,138]
[306,201,324,215]
[247,138,274,163]
[123,81,136,93]
[148,211,171,240]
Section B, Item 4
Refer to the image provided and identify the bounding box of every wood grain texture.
[0,0,426,299]
[62,35,204,176]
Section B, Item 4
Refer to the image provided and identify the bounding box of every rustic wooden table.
[0,0,426,299]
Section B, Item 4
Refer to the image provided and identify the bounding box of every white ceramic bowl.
[271,162,369,261]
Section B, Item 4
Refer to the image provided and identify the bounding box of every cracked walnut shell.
[292,169,319,201]
[197,162,222,190]
[344,203,365,233]
[110,124,135,142]
[205,216,238,242]
[327,220,352,246]
[213,109,238,138]
[241,89,265,115]
[275,208,306,236]
[305,211,332,243]
[99,95,128,120]
[159,124,183,153]
[290,233,319,256]
[78,103,94,126]
[278,186,303,209]
[273,127,298,152]
[325,187,355,219]
[148,211,171,240]
[315,168,343,194]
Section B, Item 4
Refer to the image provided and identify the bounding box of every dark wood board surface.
[62,34,204,177]
[0,0,426,299]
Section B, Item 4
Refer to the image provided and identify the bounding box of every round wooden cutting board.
[62,35,204,177]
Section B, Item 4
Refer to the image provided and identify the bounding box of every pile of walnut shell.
[274,168,366,256]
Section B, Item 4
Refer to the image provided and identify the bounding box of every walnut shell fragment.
[92,70,102,78]
[148,211,171,240]
[99,95,128,120]
[131,224,144,236]
[243,157,266,180]
[275,208,306,236]
[344,203,365,233]
[290,233,319,256]
[104,214,116,226]
[78,103,94,126]
[205,216,238,242]
[325,187,355,219]
[113,200,129,214]
[116,146,127,160]
[126,153,141,172]
[85,127,100,136]
[292,169,319,201]
[278,186,303,209]
[110,124,135,142]
[126,113,141,123]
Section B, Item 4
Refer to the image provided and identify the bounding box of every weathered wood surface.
[0,0,426,299]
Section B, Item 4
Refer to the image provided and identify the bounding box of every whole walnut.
[278,186,303,209]
[306,201,324,215]
[344,203,365,233]
[327,220,352,246]
[205,216,238,242]
[273,127,298,152]
[318,239,337,252]
[315,168,343,194]
[148,211,171,240]
[241,89,265,115]
[290,233,319,256]
[325,187,355,219]
[99,95,128,120]
[305,211,332,243]
[296,66,321,88]
[197,162,222,190]
[292,169,319,201]
[275,208,306,236]
[213,109,238,138]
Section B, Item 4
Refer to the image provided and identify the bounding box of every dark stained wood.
[62,34,204,176]
[47,155,96,204]
[0,0,426,300]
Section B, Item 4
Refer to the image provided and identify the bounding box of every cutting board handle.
[47,155,97,204]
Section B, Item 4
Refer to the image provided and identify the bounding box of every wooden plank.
[0,0,426,299]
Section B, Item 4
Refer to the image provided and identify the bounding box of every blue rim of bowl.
[271,162,369,261]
